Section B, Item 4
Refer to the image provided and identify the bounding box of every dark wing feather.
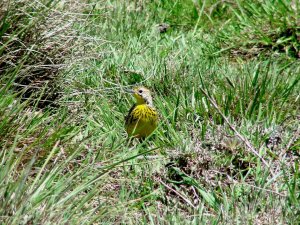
[125,104,136,125]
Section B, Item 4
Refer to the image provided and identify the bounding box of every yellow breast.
[125,104,158,138]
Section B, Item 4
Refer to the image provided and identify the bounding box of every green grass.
[1,0,300,224]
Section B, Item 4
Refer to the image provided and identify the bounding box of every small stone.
[157,23,170,33]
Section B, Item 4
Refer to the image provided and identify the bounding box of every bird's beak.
[125,89,135,94]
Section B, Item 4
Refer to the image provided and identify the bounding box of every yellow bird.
[125,86,159,139]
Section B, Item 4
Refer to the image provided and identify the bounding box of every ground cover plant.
[0,0,299,224]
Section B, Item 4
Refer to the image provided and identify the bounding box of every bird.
[125,86,159,139]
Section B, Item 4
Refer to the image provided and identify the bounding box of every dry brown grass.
[0,0,90,108]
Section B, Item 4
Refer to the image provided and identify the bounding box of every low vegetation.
[0,0,299,224]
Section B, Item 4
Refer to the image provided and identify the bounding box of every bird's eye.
[138,90,143,93]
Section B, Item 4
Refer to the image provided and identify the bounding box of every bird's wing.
[125,104,136,125]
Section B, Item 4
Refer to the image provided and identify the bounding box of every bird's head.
[127,86,153,106]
